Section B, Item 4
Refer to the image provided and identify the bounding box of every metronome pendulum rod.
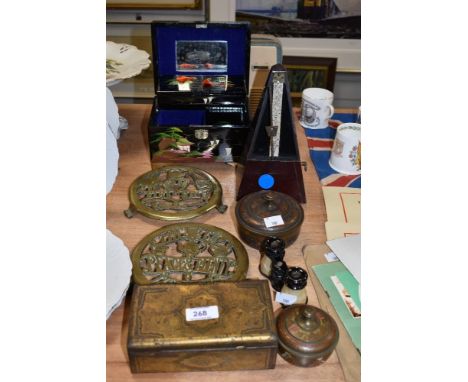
[268,69,285,157]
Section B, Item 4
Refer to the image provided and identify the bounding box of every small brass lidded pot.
[281,266,308,304]
[259,237,285,277]
[235,190,304,250]
[276,304,339,367]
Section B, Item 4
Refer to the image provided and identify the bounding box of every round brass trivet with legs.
[125,165,227,221]
[131,223,249,285]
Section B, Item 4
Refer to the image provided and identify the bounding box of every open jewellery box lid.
[151,21,251,97]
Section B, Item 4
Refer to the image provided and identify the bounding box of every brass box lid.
[127,280,277,353]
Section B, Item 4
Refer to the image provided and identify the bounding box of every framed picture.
[282,56,337,106]
[106,0,202,9]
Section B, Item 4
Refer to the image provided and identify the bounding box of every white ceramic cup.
[329,123,361,175]
[300,88,335,129]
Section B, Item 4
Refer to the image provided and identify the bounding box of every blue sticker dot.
[258,174,275,189]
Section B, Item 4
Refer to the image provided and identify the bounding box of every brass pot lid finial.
[131,223,249,285]
[263,192,278,211]
[276,304,339,358]
[236,190,304,235]
[125,165,227,221]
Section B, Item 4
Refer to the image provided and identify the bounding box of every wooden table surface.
[106,104,353,382]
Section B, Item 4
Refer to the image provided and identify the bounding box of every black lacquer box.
[148,22,251,166]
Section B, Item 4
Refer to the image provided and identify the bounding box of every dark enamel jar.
[235,190,304,249]
[276,304,339,367]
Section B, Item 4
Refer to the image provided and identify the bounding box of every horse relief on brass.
[125,165,227,221]
[131,223,249,285]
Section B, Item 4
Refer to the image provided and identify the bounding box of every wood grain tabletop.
[106,103,351,382]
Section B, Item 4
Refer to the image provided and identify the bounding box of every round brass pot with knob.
[276,304,339,367]
[235,190,304,249]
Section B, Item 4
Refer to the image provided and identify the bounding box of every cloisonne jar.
[276,304,339,367]
[259,237,285,277]
[281,267,308,304]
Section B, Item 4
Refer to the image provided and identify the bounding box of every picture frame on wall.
[282,56,337,106]
[106,0,202,9]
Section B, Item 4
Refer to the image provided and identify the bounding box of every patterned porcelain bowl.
[106,41,151,86]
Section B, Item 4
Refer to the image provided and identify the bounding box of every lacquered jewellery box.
[148,22,251,166]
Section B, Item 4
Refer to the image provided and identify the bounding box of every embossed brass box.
[127,280,278,373]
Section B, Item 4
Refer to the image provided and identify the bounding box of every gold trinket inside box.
[235,190,304,249]
[124,165,227,221]
[127,280,278,373]
[276,304,339,367]
[131,223,249,285]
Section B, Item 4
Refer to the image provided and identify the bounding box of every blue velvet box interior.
[153,106,246,127]
[152,22,249,77]
[155,109,206,126]
[151,22,250,94]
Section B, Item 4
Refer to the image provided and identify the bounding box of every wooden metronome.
[236,64,306,203]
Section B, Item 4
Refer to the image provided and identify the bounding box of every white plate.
[106,41,151,86]
[106,87,120,138]
[106,123,119,195]
[106,229,132,320]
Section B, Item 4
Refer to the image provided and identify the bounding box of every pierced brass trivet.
[124,165,227,221]
[131,223,249,285]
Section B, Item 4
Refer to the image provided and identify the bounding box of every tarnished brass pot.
[276,304,339,367]
[235,190,304,249]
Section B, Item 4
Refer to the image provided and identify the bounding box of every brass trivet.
[131,223,249,285]
[124,165,227,221]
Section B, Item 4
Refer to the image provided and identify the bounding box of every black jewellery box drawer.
[148,21,251,165]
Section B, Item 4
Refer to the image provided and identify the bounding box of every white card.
[185,305,219,321]
[275,292,297,305]
[327,235,361,283]
[324,252,339,262]
[264,215,285,228]
[177,82,191,91]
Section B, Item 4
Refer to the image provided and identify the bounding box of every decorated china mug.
[300,88,335,129]
[329,123,361,175]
